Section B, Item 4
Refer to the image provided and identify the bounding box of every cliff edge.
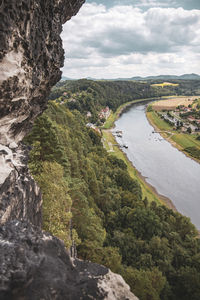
[0,0,84,225]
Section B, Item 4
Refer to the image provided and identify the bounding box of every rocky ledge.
[0,221,138,300]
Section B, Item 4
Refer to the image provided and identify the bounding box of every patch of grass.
[103,111,117,129]
[102,131,111,151]
[184,147,200,160]
[171,133,200,150]
[147,111,173,131]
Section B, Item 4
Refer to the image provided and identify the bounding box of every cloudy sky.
[61,0,200,79]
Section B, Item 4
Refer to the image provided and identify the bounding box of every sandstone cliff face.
[0,0,84,224]
[0,0,85,146]
[0,143,42,226]
[0,1,138,299]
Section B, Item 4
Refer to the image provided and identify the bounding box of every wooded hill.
[48,79,200,124]
[25,80,200,300]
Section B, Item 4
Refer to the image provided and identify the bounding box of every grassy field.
[171,133,200,149]
[102,130,164,204]
[152,96,197,111]
[151,82,179,87]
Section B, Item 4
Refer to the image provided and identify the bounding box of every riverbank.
[102,129,176,209]
[103,96,175,129]
[146,108,200,164]
[102,97,183,208]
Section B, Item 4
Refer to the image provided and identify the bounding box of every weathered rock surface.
[0,143,42,226]
[0,221,138,300]
[0,0,85,223]
[0,0,85,146]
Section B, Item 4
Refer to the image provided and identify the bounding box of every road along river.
[114,103,200,229]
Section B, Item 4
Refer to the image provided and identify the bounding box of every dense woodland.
[25,80,200,300]
[49,79,200,117]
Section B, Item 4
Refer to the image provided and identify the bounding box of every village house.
[161,113,178,126]
[99,106,110,119]
[86,111,92,118]
[86,123,101,134]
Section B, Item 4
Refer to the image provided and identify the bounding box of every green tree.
[25,114,67,169]
[35,161,72,248]
[187,127,192,134]
[122,267,166,300]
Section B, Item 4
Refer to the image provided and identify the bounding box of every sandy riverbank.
[134,164,177,211]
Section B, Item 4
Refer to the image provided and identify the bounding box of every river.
[114,103,200,229]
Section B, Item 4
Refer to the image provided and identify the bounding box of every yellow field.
[151,82,179,87]
[152,96,197,111]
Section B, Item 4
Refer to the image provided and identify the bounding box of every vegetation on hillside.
[49,79,199,119]
[25,80,200,300]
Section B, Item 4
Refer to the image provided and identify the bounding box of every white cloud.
[61,3,200,78]
[135,0,172,8]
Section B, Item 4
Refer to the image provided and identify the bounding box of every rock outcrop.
[0,0,85,146]
[0,221,138,300]
[0,143,42,226]
[0,0,85,224]
[0,1,139,299]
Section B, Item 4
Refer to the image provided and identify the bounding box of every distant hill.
[61,76,96,81]
[61,76,75,81]
[115,73,200,81]
[61,74,200,82]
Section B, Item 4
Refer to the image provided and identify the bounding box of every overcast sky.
[61,0,200,79]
